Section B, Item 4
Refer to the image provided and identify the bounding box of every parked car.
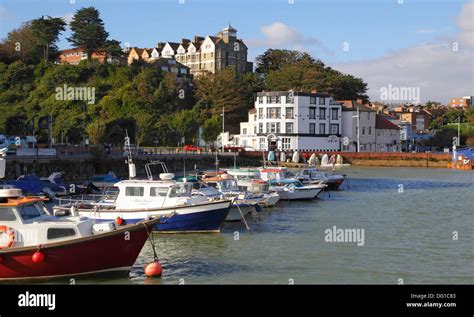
[183,145,202,152]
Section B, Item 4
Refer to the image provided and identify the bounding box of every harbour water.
[59,167,473,285]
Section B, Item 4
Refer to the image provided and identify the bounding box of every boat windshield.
[18,203,47,220]
[168,183,192,197]
[220,180,235,191]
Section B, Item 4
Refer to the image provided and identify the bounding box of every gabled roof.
[208,36,221,44]
[130,47,144,55]
[166,42,181,51]
[339,100,374,112]
[248,108,257,114]
[376,114,400,130]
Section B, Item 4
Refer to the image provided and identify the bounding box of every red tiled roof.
[338,100,374,112]
[376,114,400,130]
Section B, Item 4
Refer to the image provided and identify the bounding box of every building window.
[319,97,325,105]
[309,107,316,119]
[282,138,291,150]
[243,128,247,135]
[268,96,280,104]
[286,122,293,134]
[309,123,316,134]
[259,123,263,133]
[267,107,281,119]
[368,127,372,135]
[330,124,339,135]
[310,96,316,104]
[319,108,326,120]
[285,107,294,118]
[259,138,266,150]
[258,96,263,104]
[286,95,294,104]
[319,123,326,134]
[267,122,280,133]
[362,127,366,135]
[331,108,338,120]
[258,108,263,119]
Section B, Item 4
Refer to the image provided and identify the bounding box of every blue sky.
[1,0,472,102]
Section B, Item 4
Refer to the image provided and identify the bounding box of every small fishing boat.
[54,162,232,233]
[91,172,121,188]
[267,179,325,200]
[0,151,162,281]
[225,168,280,207]
[295,167,346,190]
[5,174,68,198]
[200,173,263,221]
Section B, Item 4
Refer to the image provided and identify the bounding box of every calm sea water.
[57,167,474,285]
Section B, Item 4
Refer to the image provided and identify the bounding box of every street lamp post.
[221,107,225,153]
[352,106,360,152]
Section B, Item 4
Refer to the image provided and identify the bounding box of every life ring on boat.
[0,225,15,249]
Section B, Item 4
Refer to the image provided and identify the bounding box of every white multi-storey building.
[234,91,342,151]
[340,100,376,152]
[375,114,401,152]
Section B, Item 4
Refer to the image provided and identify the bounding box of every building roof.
[248,108,257,114]
[376,114,400,130]
[339,100,374,112]
[59,47,85,54]
[171,42,182,51]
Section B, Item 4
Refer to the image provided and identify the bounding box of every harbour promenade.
[5,144,470,182]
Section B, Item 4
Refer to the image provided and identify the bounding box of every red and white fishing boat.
[0,150,163,281]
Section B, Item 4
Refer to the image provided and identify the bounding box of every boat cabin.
[0,188,99,248]
[113,178,207,210]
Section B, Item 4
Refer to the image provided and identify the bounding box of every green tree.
[30,16,66,62]
[0,22,42,64]
[68,7,109,60]
[255,49,315,76]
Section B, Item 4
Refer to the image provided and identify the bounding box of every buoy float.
[144,261,163,277]
[32,251,45,263]
[115,217,124,226]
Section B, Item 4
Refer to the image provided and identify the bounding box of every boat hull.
[276,187,323,200]
[79,200,231,233]
[226,204,255,221]
[0,222,152,281]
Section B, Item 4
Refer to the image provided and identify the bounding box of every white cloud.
[247,22,332,55]
[333,2,474,104]
[61,13,74,25]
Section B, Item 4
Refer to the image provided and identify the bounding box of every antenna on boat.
[0,148,7,179]
[124,130,136,180]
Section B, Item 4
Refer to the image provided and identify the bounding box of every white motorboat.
[267,179,325,200]
[53,162,232,233]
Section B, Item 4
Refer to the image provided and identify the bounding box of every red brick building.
[449,97,472,108]
[57,47,107,65]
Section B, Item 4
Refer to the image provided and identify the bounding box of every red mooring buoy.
[144,261,163,277]
[32,251,45,263]
[115,217,124,226]
[31,251,44,263]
